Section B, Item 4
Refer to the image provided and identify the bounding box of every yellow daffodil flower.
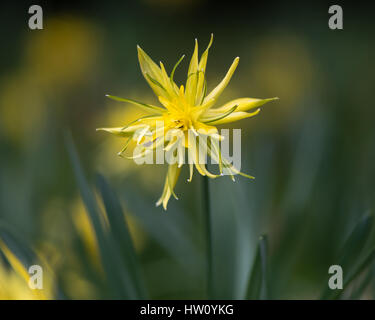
[98,35,277,209]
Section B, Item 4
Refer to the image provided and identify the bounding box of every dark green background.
[0,0,374,299]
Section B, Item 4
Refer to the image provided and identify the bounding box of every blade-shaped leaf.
[120,182,200,275]
[338,214,373,270]
[349,264,374,299]
[95,173,147,299]
[0,222,65,299]
[321,214,373,299]
[334,248,375,300]
[246,235,268,300]
[0,223,35,269]
[64,131,140,299]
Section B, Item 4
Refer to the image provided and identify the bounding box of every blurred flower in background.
[0,263,40,300]
[0,16,100,145]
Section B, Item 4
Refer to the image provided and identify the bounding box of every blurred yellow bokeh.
[0,16,99,144]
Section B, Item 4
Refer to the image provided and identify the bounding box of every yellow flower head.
[98,35,277,210]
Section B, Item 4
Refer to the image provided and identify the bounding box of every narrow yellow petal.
[187,131,205,176]
[96,125,146,137]
[185,39,199,105]
[222,158,255,180]
[137,46,171,99]
[106,94,165,114]
[195,34,213,104]
[205,97,278,115]
[156,175,169,207]
[194,98,216,117]
[158,95,180,112]
[187,163,194,182]
[200,105,238,124]
[156,164,181,210]
[159,61,178,98]
[188,131,219,178]
[207,108,261,125]
[167,163,180,200]
[197,137,220,179]
[203,57,239,104]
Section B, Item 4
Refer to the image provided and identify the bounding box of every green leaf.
[246,235,268,300]
[0,222,36,268]
[120,114,160,131]
[338,215,373,269]
[64,131,140,299]
[349,265,374,299]
[321,214,374,299]
[119,183,199,274]
[333,248,375,300]
[95,173,147,299]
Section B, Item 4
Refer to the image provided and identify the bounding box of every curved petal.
[137,46,175,100]
[170,55,185,93]
[204,97,278,116]
[156,163,181,210]
[160,61,178,98]
[195,34,214,105]
[203,57,239,104]
[200,105,238,124]
[206,108,261,125]
[96,124,146,137]
[106,94,165,114]
[185,39,199,105]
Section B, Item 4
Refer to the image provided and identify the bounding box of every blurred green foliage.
[0,1,375,299]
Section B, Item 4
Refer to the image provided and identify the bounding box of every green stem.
[202,176,212,299]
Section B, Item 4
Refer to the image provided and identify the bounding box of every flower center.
[173,117,192,130]
[160,92,201,131]
[169,108,200,131]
